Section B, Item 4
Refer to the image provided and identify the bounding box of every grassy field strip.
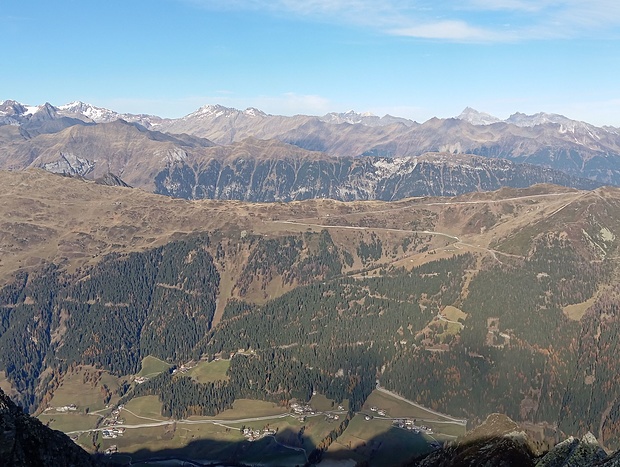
[325,414,432,466]
[210,421,239,430]
[122,407,168,423]
[37,413,101,432]
[46,367,123,412]
[57,388,465,464]
[375,387,467,425]
[137,356,171,378]
[186,359,230,383]
[65,412,296,435]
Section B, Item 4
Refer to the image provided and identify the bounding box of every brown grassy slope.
[2,169,618,289]
[0,169,255,282]
[0,121,335,191]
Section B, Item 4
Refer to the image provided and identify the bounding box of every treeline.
[126,252,472,421]
[559,284,620,447]
[0,265,62,409]
[235,230,347,296]
[120,348,375,420]
[123,370,235,418]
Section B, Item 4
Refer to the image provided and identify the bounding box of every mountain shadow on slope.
[0,388,101,466]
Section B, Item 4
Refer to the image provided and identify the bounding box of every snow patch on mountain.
[24,105,40,116]
[244,107,266,117]
[160,148,188,163]
[188,104,238,119]
[58,101,120,123]
[457,107,501,125]
[320,110,415,127]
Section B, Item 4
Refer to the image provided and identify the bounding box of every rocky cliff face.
[4,100,620,188]
[409,414,620,467]
[155,152,600,201]
[0,389,100,466]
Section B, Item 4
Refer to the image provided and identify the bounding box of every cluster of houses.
[134,376,149,384]
[290,402,316,417]
[104,445,118,455]
[392,419,433,434]
[242,427,276,442]
[289,401,344,422]
[102,406,124,427]
[54,404,77,412]
[369,406,387,416]
[102,427,125,439]
[325,413,340,421]
[171,362,193,375]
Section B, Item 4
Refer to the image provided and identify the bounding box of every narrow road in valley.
[271,219,507,264]
[375,385,467,426]
[66,412,298,435]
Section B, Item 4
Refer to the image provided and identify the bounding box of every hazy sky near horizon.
[4,0,620,125]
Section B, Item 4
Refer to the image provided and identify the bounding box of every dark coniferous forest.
[2,220,620,449]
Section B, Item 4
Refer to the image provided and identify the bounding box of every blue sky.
[3,0,620,125]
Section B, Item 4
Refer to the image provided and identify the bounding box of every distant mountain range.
[2,99,620,199]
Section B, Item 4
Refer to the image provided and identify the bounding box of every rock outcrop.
[154,151,600,201]
[0,388,100,466]
[408,414,620,467]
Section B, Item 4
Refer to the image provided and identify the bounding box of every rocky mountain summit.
[3,100,620,188]
[155,148,600,201]
[411,414,620,466]
[0,388,100,466]
[0,114,601,201]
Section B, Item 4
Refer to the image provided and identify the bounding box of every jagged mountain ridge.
[0,119,216,191]
[0,99,164,130]
[0,119,600,200]
[155,146,600,201]
[2,99,620,186]
[457,106,613,130]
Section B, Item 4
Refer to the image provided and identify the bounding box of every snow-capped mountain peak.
[456,107,501,125]
[188,104,239,119]
[507,111,577,127]
[0,100,27,116]
[244,107,266,117]
[320,110,381,126]
[57,101,121,123]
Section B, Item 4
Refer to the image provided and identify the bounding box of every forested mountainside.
[3,171,620,462]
